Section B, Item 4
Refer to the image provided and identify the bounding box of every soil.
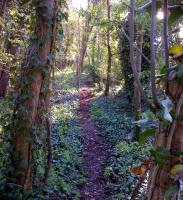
[79,83,108,200]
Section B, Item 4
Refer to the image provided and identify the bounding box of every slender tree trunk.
[133,25,143,140]
[9,0,57,191]
[134,25,143,120]
[163,0,169,69]
[0,0,7,32]
[76,14,81,88]
[150,0,159,108]
[91,33,97,65]
[77,0,92,74]
[0,0,8,98]
[104,0,112,96]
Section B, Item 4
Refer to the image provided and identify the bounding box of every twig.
[121,1,132,10]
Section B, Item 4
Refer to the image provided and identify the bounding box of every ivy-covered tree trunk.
[147,78,183,199]
[134,25,143,120]
[0,0,7,32]
[104,0,112,96]
[10,0,57,191]
[118,20,134,102]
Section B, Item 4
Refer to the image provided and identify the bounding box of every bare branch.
[119,27,151,64]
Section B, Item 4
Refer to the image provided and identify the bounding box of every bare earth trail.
[79,83,109,200]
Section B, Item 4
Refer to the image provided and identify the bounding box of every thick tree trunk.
[147,79,183,200]
[10,0,57,191]
[104,0,112,96]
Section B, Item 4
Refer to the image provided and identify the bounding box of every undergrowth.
[46,69,85,199]
[90,95,151,200]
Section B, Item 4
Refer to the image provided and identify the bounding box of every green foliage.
[177,64,183,83]
[169,8,183,26]
[138,128,156,144]
[151,147,170,168]
[90,94,151,199]
[85,64,101,85]
[46,68,85,199]
[165,185,179,200]
[104,142,150,199]
[90,96,135,145]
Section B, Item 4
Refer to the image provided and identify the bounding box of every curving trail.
[79,83,108,200]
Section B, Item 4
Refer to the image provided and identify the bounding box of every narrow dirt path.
[79,83,108,200]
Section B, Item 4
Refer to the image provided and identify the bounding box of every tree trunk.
[0,0,8,98]
[9,0,57,191]
[76,0,93,74]
[134,25,143,120]
[133,25,143,140]
[104,0,112,96]
[147,79,183,200]
[146,1,182,199]
[0,0,7,32]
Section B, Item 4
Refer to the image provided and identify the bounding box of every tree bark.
[150,0,160,108]
[76,0,93,76]
[134,25,143,120]
[133,24,143,140]
[9,0,57,191]
[147,78,183,200]
[163,0,169,69]
[104,0,112,96]
[0,0,7,32]
[0,0,8,98]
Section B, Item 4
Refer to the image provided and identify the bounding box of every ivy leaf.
[21,0,31,5]
[151,147,170,168]
[138,129,156,144]
[171,164,183,175]
[177,64,183,83]
[169,8,183,27]
[159,65,167,75]
[169,45,183,56]
[165,185,179,200]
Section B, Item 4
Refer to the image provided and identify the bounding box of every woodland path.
[79,82,109,200]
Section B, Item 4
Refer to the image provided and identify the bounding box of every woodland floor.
[0,68,151,199]
[46,69,151,200]
[79,82,109,200]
